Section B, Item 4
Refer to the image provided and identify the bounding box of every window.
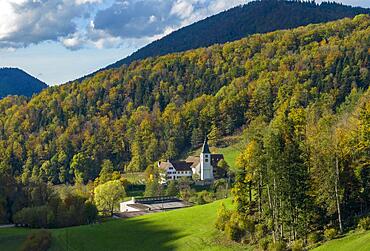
[205,158,209,162]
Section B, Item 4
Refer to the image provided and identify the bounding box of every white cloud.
[61,35,85,50]
[170,0,195,19]
[0,0,100,48]
[75,0,102,4]
[1,0,368,51]
[0,1,27,40]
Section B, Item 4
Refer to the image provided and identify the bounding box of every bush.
[258,237,270,251]
[291,239,304,251]
[357,216,370,231]
[14,194,98,228]
[225,220,245,242]
[255,224,268,240]
[84,201,98,224]
[243,216,256,244]
[14,206,48,228]
[307,232,322,245]
[215,203,231,231]
[189,191,215,205]
[19,230,52,251]
[268,241,287,251]
[324,228,337,240]
[224,212,246,242]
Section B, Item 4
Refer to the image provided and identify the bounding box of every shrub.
[291,239,304,251]
[324,228,337,240]
[84,201,98,224]
[215,203,231,231]
[225,220,245,242]
[14,194,98,228]
[19,230,52,251]
[14,206,48,228]
[189,191,215,205]
[357,216,370,231]
[307,232,322,245]
[243,216,256,244]
[255,224,268,239]
[268,241,287,251]
[258,237,270,251]
[224,212,246,242]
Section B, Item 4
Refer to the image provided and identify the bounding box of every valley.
[0,1,369,251]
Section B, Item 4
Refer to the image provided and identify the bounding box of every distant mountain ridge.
[79,0,370,80]
[0,68,47,98]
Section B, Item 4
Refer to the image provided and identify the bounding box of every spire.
[201,136,211,154]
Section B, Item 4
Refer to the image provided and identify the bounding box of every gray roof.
[186,156,200,168]
[172,161,193,171]
[201,136,211,154]
[158,160,192,171]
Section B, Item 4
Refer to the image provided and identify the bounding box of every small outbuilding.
[119,196,191,213]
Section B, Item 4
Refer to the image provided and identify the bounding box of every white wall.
[120,199,141,212]
[200,153,213,180]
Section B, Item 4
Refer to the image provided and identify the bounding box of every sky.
[0,0,369,86]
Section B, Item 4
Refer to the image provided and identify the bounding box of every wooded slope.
[83,0,370,79]
[0,15,368,187]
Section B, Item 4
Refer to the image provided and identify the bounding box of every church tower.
[200,136,213,180]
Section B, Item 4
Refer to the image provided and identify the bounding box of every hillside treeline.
[0,15,369,183]
[0,15,369,236]
[221,88,370,248]
[102,0,370,72]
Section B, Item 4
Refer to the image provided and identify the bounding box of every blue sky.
[0,0,369,85]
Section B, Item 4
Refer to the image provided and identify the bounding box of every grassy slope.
[190,134,244,172]
[212,144,243,172]
[312,231,370,251]
[0,199,248,251]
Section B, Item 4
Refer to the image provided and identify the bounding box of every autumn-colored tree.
[94,180,126,216]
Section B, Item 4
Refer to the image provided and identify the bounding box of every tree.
[166,180,179,196]
[216,159,229,178]
[208,123,221,146]
[70,153,90,184]
[94,180,126,216]
[144,179,163,197]
[126,137,146,172]
[99,160,114,184]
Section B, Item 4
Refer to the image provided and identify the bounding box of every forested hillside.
[0,14,368,187]
[89,0,370,78]
[0,68,47,98]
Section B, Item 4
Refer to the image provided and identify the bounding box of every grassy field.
[212,144,243,172]
[0,199,248,251]
[312,231,370,251]
[124,172,146,184]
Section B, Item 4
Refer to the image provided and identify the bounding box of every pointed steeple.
[201,136,211,154]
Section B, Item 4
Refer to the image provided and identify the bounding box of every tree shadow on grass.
[51,217,187,251]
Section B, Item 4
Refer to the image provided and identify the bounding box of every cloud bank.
[0,0,368,50]
[0,0,247,50]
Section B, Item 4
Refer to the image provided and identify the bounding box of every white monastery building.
[158,137,224,181]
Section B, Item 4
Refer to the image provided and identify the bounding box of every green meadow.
[0,199,247,251]
[312,231,370,251]
[1,198,369,251]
